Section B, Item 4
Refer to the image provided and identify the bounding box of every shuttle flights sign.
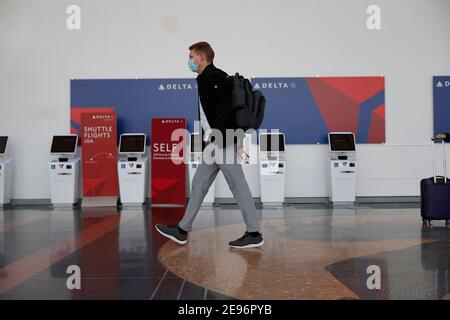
[80,110,118,197]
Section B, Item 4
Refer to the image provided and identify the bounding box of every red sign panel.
[80,111,118,197]
[151,118,186,206]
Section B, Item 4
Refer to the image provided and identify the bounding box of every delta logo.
[158,83,196,91]
[436,81,450,88]
[253,82,296,90]
[161,119,181,124]
[92,114,113,120]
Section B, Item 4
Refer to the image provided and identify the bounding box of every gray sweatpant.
[179,143,259,233]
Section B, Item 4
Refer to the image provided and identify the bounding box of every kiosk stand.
[328,132,357,208]
[188,133,215,207]
[0,136,13,208]
[48,135,81,207]
[259,132,286,207]
[117,134,148,207]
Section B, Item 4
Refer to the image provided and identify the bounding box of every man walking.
[155,42,263,249]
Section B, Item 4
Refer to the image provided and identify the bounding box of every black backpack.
[228,73,265,131]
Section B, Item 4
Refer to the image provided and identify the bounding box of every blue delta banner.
[433,76,450,136]
[71,76,385,145]
[71,79,198,144]
[251,77,385,144]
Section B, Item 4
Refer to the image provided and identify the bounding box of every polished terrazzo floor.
[0,203,449,300]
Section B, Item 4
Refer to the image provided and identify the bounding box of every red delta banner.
[80,111,118,197]
[151,118,186,206]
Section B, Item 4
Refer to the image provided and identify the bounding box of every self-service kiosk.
[0,136,13,207]
[188,133,215,207]
[259,132,286,207]
[328,132,357,207]
[118,133,148,207]
[49,135,81,207]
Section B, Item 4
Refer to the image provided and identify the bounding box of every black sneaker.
[155,224,188,245]
[228,232,264,249]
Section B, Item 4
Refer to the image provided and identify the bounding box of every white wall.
[1,0,450,201]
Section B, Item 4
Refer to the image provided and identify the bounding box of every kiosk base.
[262,201,284,208]
[0,158,13,206]
[82,196,118,207]
[49,158,80,206]
[329,201,355,209]
[118,157,148,207]
[52,202,80,208]
[120,202,147,208]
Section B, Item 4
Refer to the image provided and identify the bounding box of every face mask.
[188,59,199,73]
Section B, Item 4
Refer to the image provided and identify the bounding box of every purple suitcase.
[420,139,450,225]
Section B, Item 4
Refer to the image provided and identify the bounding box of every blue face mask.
[188,59,198,73]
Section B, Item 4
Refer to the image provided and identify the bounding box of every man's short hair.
[189,41,215,63]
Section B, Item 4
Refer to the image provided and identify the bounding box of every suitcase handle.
[431,138,447,184]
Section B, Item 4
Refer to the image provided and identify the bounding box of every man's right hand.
[237,148,249,164]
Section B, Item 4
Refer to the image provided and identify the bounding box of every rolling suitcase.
[420,138,450,226]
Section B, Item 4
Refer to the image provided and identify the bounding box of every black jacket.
[196,64,239,147]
